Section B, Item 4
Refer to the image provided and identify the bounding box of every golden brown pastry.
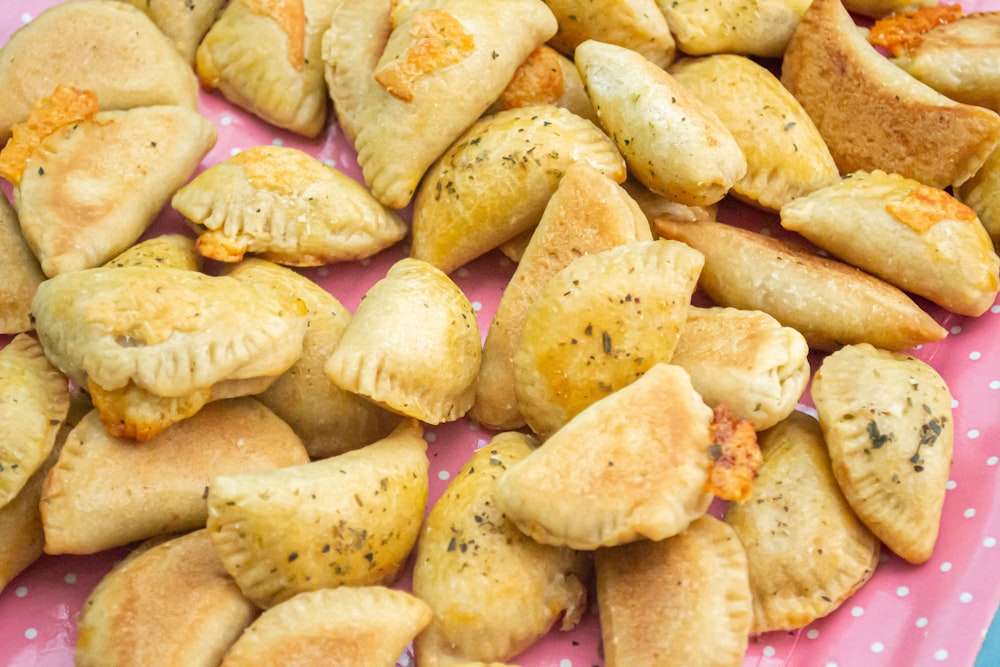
[172,145,407,266]
[118,0,226,63]
[496,363,715,550]
[352,0,559,208]
[325,258,481,425]
[959,143,1000,250]
[811,343,954,564]
[653,218,948,351]
[780,169,1000,317]
[513,240,704,438]
[542,0,676,68]
[595,515,752,667]
[220,586,432,667]
[575,40,746,206]
[196,0,338,137]
[657,0,811,57]
[0,0,199,143]
[781,0,1000,189]
[725,411,880,633]
[841,0,936,17]
[102,234,202,271]
[75,530,258,667]
[471,162,651,430]
[412,432,587,666]
[622,177,717,225]
[0,192,44,334]
[40,399,310,555]
[488,46,599,124]
[207,420,428,608]
[669,54,840,211]
[410,104,626,274]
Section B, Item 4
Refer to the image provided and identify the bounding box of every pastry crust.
[959,143,1000,250]
[102,234,202,272]
[543,0,676,68]
[657,0,811,57]
[118,0,226,63]
[0,193,44,334]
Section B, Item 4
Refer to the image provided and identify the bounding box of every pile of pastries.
[1,0,999,664]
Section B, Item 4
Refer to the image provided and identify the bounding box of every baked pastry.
[657,0,811,57]
[207,420,428,608]
[172,145,407,265]
[780,169,1000,316]
[496,363,716,549]
[575,40,746,206]
[781,0,1000,189]
[513,240,704,438]
[959,143,1000,250]
[543,0,676,68]
[841,0,936,17]
[220,586,432,667]
[471,162,650,430]
[410,104,626,274]
[352,0,558,208]
[102,233,202,271]
[196,0,338,137]
[653,218,949,351]
[228,260,402,459]
[40,398,309,555]
[811,343,954,564]
[325,258,481,424]
[117,0,225,63]
[725,410,880,633]
[412,432,587,666]
[622,177,717,225]
[669,54,840,211]
[4,89,216,276]
[595,515,752,667]
[671,306,810,431]
[0,192,44,334]
[75,529,258,667]
[0,0,198,143]
[488,46,599,124]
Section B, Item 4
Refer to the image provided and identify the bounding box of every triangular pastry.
[0,192,44,334]
[118,0,226,64]
[102,233,202,272]
[543,0,676,68]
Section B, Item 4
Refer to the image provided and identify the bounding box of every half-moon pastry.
[40,399,310,555]
[780,169,1000,316]
[811,343,954,564]
[220,586,432,667]
[668,54,839,210]
[841,0,936,17]
[325,258,481,425]
[172,145,407,266]
[781,0,1000,189]
[412,432,588,666]
[102,233,202,272]
[496,363,715,550]
[575,39,746,206]
[0,0,199,143]
[196,0,338,137]
[657,0,811,57]
[488,46,599,124]
[0,192,44,334]
[207,420,428,608]
[75,530,258,667]
[595,515,752,667]
[653,218,948,352]
[118,0,225,64]
[725,410,880,633]
[542,0,676,68]
[959,143,1000,250]
[471,162,651,430]
[410,103,626,274]
[513,240,704,438]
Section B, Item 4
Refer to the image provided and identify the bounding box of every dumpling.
[811,343,954,564]
[575,40,747,206]
[841,0,936,17]
[196,0,339,137]
[117,0,226,64]
[959,143,1000,250]
[780,169,1000,316]
[172,145,407,266]
[487,46,599,124]
[542,0,676,68]
[0,192,44,334]
[657,0,811,57]
[102,233,202,272]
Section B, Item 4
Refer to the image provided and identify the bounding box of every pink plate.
[2,1,1000,665]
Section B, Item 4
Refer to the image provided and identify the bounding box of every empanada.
[220,586,432,667]
[410,104,626,274]
[671,307,810,431]
[780,169,1000,317]
[172,145,407,266]
[471,162,651,430]
[496,363,715,550]
[669,54,840,211]
[653,218,948,351]
[118,0,225,64]
[207,420,428,608]
[575,40,746,206]
[196,0,338,137]
[781,0,1000,189]
[513,240,704,438]
[841,0,936,17]
[725,411,880,633]
[40,398,310,555]
[353,0,558,208]
[75,530,258,667]
[657,0,811,57]
[488,46,598,124]
[324,258,481,425]
[102,233,202,272]
[811,343,954,564]
[412,432,587,666]
[0,192,44,334]
[595,515,752,667]
[542,0,676,68]
[0,0,199,143]
[959,143,1000,250]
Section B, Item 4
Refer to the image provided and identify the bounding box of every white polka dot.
[872,642,885,654]
[763,646,776,657]
[424,431,437,443]
[950,325,963,335]
[970,351,982,360]
[807,629,820,639]
[960,592,973,603]
[316,266,329,277]
[15,586,27,598]
[21,13,33,23]
[988,456,999,466]
[437,470,450,481]
[323,159,336,167]
[952,397,960,408]
[947,480,958,490]
[941,562,953,572]
[759,227,773,236]
[965,508,977,518]
[456,267,470,278]
[24,628,37,640]
[220,115,233,126]
[993,304,1000,314]
[851,606,864,617]
[935,650,949,661]
[984,537,996,548]
[559,660,572,667]
[360,257,372,267]
[897,586,909,597]
[471,301,482,312]
[64,572,76,584]
[230,147,242,156]
[271,138,284,146]
[825,663,838,667]
[916,617,929,628]
[968,429,981,439]
[990,380,1000,390]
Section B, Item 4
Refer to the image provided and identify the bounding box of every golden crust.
[0,193,44,334]
[544,0,676,68]
[959,142,1000,250]
[118,0,226,64]
[102,234,201,272]
[657,0,812,57]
